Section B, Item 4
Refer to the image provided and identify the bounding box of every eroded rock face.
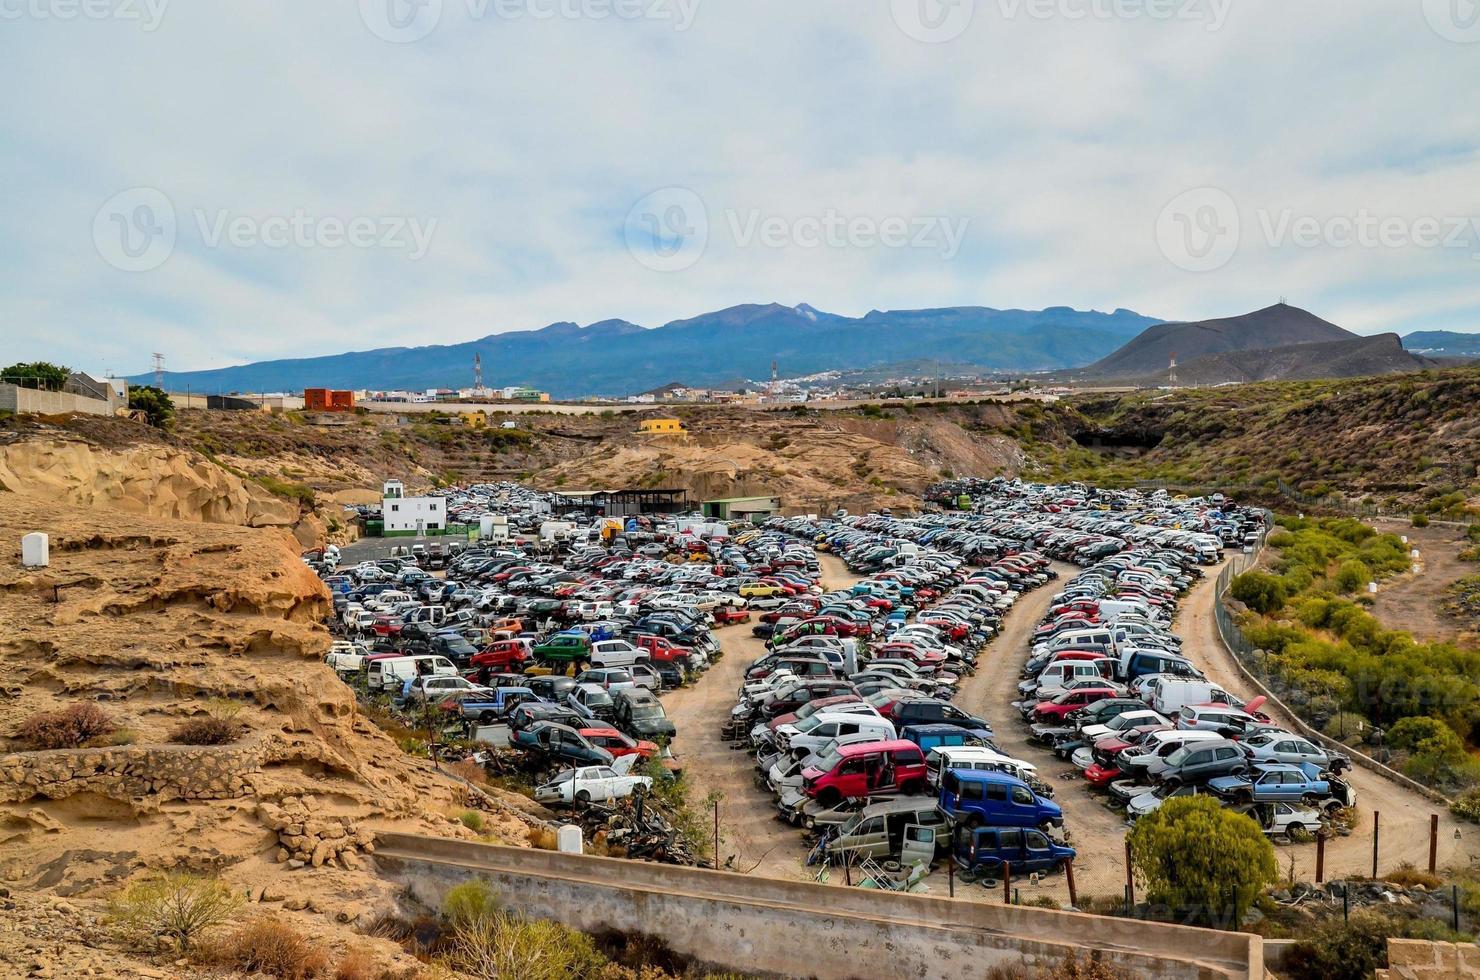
[0,494,521,895]
[0,439,312,538]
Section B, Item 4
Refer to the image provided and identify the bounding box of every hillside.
[1046,367,1480,507]
[1074,303,1355,380]
[125,303,1160,398]
[1112,333,1434,386]
[0,436,543,975]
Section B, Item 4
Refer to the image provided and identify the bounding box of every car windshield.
[795,715,825,733]
[813,746,844,771]
[1164,746,1190,766]
[607,670,633,683]
[629,704,664,720]
[586,691,613,707]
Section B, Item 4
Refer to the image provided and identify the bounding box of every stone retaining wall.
[0,741,264,803]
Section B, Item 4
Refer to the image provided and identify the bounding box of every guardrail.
[1209,526,1453,806]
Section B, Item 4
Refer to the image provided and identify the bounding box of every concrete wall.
[0,384,113,417]
[374,833,1262,980]
[1378,939,1480,978]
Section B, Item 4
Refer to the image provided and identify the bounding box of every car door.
[900,824,936,866]
[1022,828,1057,872]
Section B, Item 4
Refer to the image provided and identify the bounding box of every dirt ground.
[666,549,1480,911]
[1367,518,1478,647]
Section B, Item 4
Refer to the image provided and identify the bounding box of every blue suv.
[939,769,1063,830]
[952,825,1076,876]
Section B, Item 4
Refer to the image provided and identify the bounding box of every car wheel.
[575,790,591,804]
[965,814,982,830]
[479,711,496,724]
[818,788,842,808]
[1284,823,1304,842]
[1163,777,1181,791]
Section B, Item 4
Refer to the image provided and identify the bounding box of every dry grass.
[332,946,380,980]
[16,703,116,749]
[213,914,333,979]
[168,716,244,745]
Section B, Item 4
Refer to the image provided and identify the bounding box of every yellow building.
[638,417,686,436]
[460,410,488,429]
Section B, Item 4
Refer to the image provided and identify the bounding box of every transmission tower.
[152,353,164,389]
[1168,351,1178,387]
[474,352,483,391]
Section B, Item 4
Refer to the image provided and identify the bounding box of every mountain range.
[128,301,1475,397]
[127,304,1160,398]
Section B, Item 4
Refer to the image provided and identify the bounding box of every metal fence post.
[1372,810,1380,880]
[1429,814,1438,875]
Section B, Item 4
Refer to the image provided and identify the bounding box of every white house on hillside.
[382,480,445,534]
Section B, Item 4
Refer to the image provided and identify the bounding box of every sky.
[3,0,1480,375]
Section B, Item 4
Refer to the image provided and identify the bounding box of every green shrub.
[1231,571,1288,614]
[1128,797,1277,926]
[458,809,485,833]
[442,909,607,980]
[442,879,498,928]
[1412,513,1430,527]
[1282,911,1400,980]
[109,872,243,953]
[1452,788,1480,823]
[1334,559,1370,594]
[168,716,243,746]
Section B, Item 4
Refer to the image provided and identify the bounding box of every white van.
[1147,679,1232,718]
[776,712,896,757]
[925,745,1039,790]
[1032,628,1115,657]
[367,655,458,693]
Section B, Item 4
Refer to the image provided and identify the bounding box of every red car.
[713,607,750,626]
[470,638,532,673]
[1030,687,1122,723]
[801,739,928,806]
[579,727,680,774]
[634,634,693,666]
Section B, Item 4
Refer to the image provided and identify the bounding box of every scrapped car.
[1207,763,1330,804]
[953,826,1075,877]
[533,760,651,805]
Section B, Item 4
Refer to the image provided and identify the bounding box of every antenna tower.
[152,353,164,389]
[474,352,483,391]
[1168,351,1178,387]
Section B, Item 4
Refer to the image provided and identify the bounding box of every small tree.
[1,361,68,390]
[128,385,175,428]
[1230,571,1288,614]
[109,872,243,953]
[1128,796,1278,926]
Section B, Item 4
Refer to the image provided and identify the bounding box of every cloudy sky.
[3,0,1479,374]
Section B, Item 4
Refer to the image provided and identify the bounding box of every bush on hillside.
[16,703,116,749]
[1128,796,1277,926]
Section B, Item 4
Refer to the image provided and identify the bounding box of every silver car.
[1240,732,1349,772]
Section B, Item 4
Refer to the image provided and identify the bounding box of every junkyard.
[310,477,1470,915]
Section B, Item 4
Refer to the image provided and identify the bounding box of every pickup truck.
[448,687,540,724]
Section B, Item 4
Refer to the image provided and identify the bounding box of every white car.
[406,675,490,704]
[533,763,652,805]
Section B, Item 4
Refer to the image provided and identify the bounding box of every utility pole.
[152,352,165,390]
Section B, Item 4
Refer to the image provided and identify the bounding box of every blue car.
[1207,762,1330,804]
[953,825,1076,876]
[900,722,994,754]
[939,769,1063,830]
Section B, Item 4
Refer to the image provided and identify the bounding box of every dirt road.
[662,554,865,881]
[1180,558,1476,881]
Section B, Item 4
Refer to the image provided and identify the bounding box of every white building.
[382,480,446,534]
